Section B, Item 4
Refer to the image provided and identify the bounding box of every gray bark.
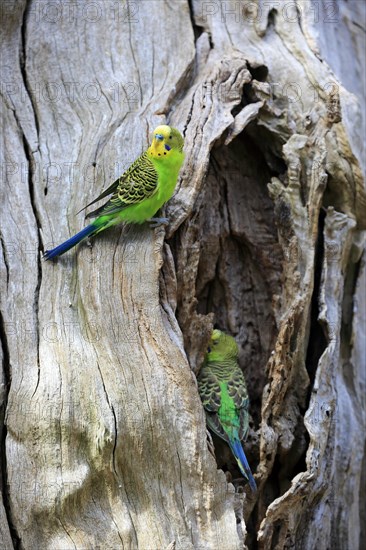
[0,1,365,549]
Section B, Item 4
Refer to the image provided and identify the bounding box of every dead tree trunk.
[1,1,365,549]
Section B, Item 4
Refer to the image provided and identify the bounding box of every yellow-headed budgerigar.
[44,125,184,260]
[197,329,257,492]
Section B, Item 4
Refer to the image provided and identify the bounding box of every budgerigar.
[44,125,184,260]
[197,329,257,492]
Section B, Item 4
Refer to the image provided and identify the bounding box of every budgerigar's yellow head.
[205,329,239,362]
[148,125,184,159]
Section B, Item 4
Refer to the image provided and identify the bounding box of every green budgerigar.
[198,329,257,491]
[44,125,184,260]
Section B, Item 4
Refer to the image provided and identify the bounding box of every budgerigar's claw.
[148,217,169,228]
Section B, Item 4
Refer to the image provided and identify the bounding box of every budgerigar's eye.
[169,135,172,139]
[213,341,218,345]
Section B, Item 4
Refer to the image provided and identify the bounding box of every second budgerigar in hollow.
[197,329,257,492]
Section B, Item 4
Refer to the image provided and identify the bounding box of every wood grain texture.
[1,1,365,549]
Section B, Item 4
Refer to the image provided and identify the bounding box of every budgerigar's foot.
[148,217,169,228]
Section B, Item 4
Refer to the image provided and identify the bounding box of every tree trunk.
[1,1,365,549]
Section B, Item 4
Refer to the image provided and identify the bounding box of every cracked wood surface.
[1,1,365,549]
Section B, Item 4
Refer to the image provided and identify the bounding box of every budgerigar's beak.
[150,133,166,155]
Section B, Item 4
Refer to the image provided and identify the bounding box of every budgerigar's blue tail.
[43,223,97,261]
[230,438,257,492]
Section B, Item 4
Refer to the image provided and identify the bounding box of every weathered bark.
[1,1,365,549]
